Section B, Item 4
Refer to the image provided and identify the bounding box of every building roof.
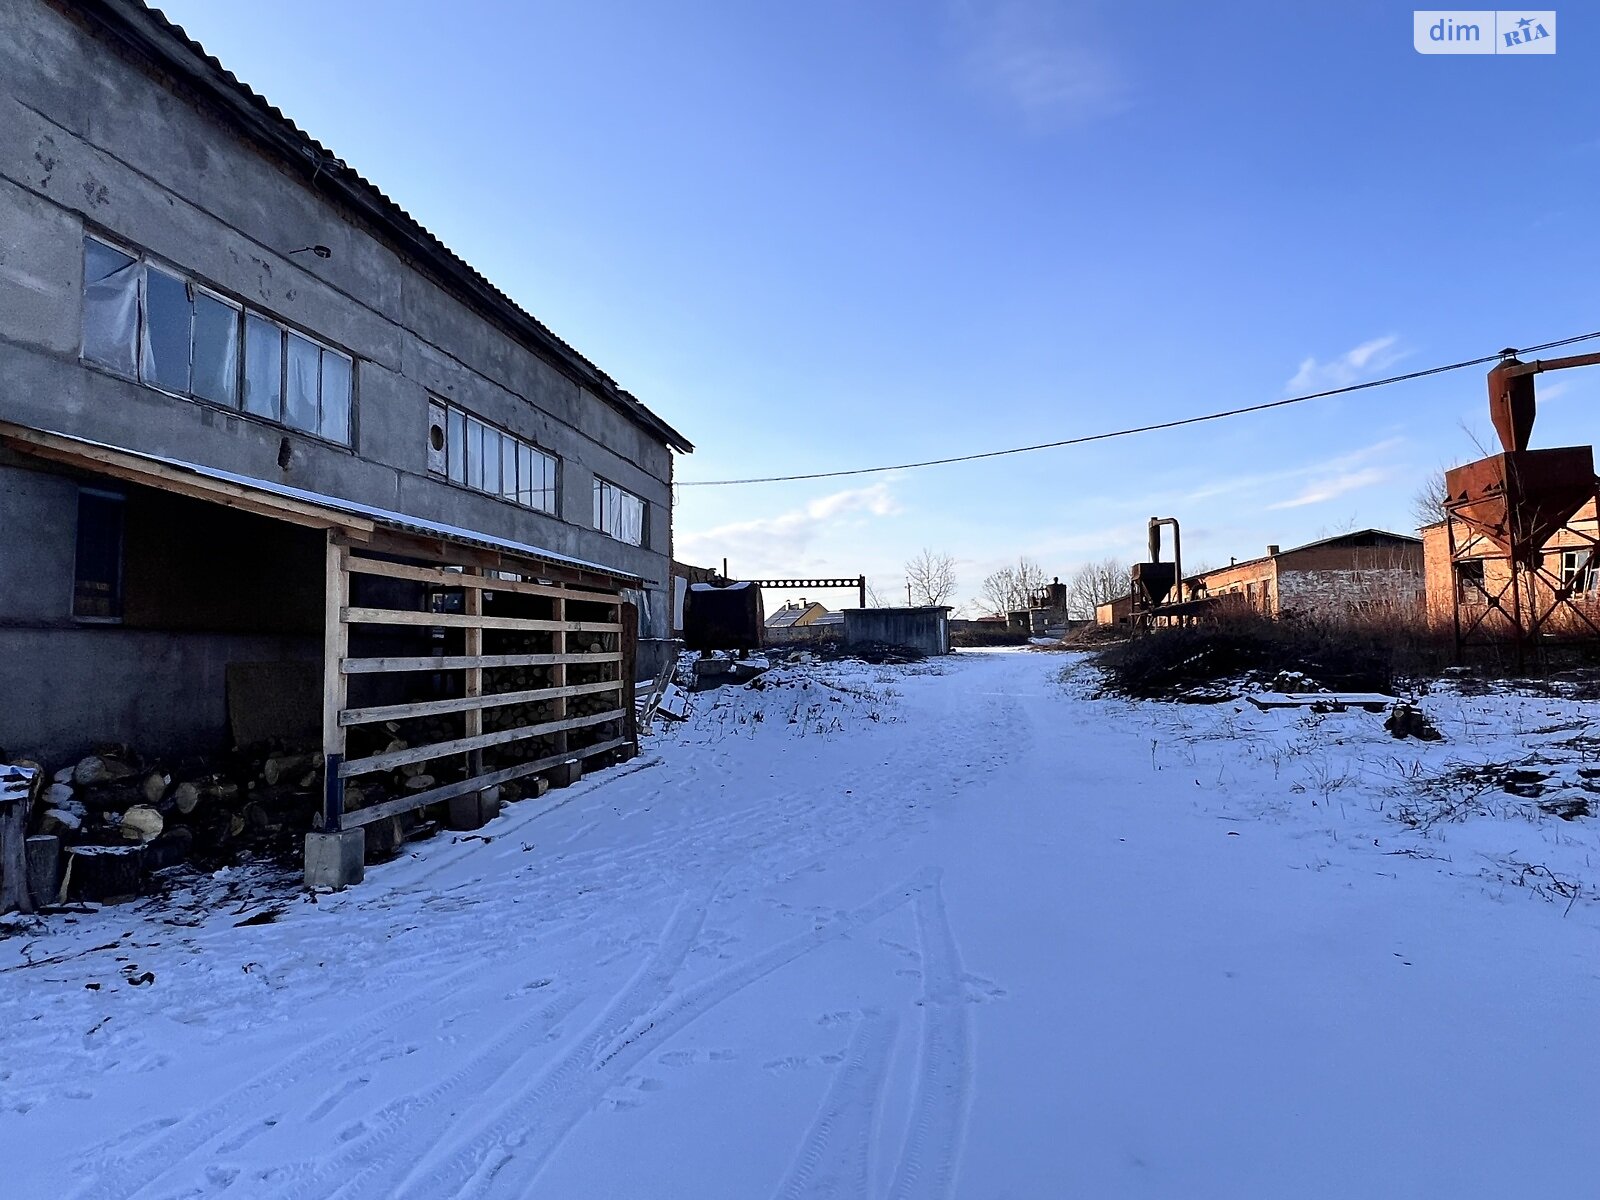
[1201,529,1422,578]
[73,0,693,455]
[765,601,826,629]
[0,422,644,587]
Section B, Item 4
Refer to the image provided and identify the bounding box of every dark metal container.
[682,582,765,651]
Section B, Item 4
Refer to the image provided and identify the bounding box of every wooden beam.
[621,600,639,746]
[462,569,484,781]
[340,738,629,829]
[321,534,350,833]
[552,593,568,759]
[342,652,621,674]
[346,527,637,591]
[341,710,624,778]
[0,425,375,538]
[340,607,622,634]
[338,680,622,727]
[343,555,621,605]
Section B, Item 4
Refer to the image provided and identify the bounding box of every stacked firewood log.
[20,742,325,902]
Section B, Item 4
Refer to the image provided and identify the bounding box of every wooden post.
[464,568,484,779]
[621,601,639,746]
[551,591,568,758]
[321,533,349,833]
[0,772,35,915]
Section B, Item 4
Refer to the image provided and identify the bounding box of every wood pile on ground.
[3,741,329,906]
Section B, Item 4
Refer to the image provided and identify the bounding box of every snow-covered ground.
[3,649,1599,1198]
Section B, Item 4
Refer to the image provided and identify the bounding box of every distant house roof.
[765,601,828,629]
[73,0,692,455]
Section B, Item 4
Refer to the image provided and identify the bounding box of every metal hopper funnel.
[1444,447,1596,566]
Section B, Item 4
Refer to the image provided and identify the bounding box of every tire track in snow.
[65,958,493,1200]
[271,986,587,1200]
[402,870,941,1200]
[888,873,973,1200]
[773,1012,898,1200]
[385,885,715,1199]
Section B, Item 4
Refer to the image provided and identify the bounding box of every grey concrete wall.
[0,625,319,764]
[0,0,681,650]
[0,459,326,763]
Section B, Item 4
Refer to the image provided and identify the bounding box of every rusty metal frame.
[1447,478,1600,666]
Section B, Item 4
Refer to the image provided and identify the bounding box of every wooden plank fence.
[321,533,636,834]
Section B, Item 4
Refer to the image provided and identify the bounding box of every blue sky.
[153,1,1600,610]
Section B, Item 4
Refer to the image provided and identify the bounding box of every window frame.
[426,399,560,515]
[1560,549,1597,595]
[71,486,126,625]
[592,476,646,547]
[79,232,356,449]
[1455,558,1488,605]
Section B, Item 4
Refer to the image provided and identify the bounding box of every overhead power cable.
[675,329,1600,488]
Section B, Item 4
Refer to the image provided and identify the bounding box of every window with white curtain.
[593,477,645,546]
[427,400,559,514]
[79,234,354,447]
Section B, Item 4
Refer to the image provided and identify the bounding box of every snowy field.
[3,648,1599,1198]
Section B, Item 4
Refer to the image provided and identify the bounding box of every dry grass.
[1093,610,1460,698]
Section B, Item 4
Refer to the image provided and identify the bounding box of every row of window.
[428,401,559,515]
[82,236,353,446]
[82,234,650,549]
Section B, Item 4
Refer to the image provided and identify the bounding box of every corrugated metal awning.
[0,421,642,588]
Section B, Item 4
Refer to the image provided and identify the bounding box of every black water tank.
[683,582,765,651]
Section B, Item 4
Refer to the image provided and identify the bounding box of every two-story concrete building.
[0,0,693,879]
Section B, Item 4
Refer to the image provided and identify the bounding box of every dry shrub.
[951,627,1031,648]
[1094,609,1459,698]
[1062,623,1130,649]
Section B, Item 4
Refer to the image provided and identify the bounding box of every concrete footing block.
[447,789,501,831]
[547,759,583,789]
[305,829,365,889]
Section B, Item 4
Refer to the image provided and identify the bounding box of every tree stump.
[64,844,144,904]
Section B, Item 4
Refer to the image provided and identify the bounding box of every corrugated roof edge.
[17,423,644,585]
[75,0,693,455]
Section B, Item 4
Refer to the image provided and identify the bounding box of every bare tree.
[977,556,1049,616]
[1411,462,1464,531]
[904,548,958,607]
[1412,472,1447,530]
[1064,557,1128,619]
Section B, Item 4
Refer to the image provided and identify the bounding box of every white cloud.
[953,0,1125,127]
[1285,335,1404,394]
[676,482,903,576]
[1179,437,1404,507]
[1267,466,1392,510]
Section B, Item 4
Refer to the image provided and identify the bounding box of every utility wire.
[676,329,1600,488]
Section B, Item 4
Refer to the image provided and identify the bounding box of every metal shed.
[842,607,953,656]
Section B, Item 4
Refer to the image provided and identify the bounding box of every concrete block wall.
[0,0,682,638]
[0,457,322,762]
